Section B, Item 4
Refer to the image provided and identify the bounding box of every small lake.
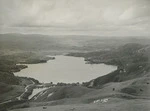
[14,55,117,83]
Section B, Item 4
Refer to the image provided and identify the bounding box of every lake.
[14,55,117,83]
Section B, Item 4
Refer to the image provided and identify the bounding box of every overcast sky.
[0,0,150,36]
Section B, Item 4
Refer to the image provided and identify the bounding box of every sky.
[0,0,150,36]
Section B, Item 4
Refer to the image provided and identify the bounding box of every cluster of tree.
[56,82,80,86]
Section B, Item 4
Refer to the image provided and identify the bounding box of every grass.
[10,99,150,111]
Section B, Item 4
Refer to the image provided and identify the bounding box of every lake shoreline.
[8,55,117,105]
[14,55,117,84]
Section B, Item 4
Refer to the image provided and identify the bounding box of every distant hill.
[1,33,150,53]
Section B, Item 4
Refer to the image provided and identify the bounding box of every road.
[0,80,35,105]
[17,80,35,100]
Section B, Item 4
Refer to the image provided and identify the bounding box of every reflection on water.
[14,55,117,83]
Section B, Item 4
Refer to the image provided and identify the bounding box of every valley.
[0,34,150,111]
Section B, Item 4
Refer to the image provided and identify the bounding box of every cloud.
[0,0,150,36]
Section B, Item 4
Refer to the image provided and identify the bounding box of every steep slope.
[30,86,95,102]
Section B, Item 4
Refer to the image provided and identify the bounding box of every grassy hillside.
[0,52,46,104]
[0,83,13,94]
[0,51,52,84]
[11,100,150,111]
[30,86,95,102]
[11,76,150,110]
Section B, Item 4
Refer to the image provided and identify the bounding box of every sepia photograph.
[0,0,150,111]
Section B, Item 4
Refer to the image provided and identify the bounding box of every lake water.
[14,55,117,83]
